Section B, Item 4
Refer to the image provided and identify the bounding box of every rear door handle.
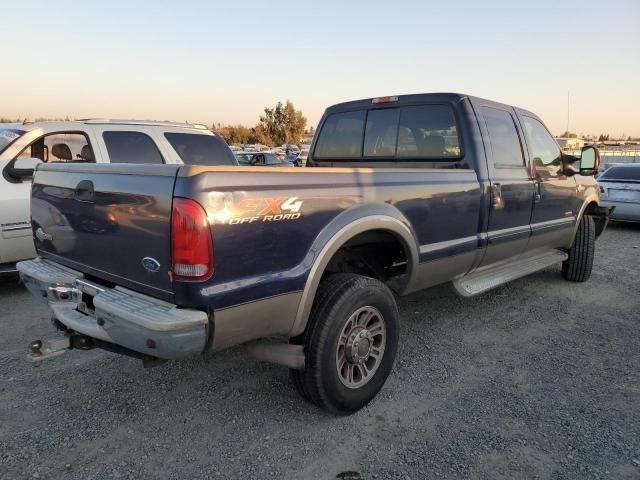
[491,183,503,209]
[75,180,95,203]
[534,181,542,202]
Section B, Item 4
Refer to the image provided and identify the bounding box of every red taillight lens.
[171,198,213,281]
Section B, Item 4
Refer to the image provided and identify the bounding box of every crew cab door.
[474,103,535,267]
[518,115,577,250]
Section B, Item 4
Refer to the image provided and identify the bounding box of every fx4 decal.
[209,196,303,225]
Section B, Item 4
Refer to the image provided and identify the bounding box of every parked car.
[235,151,294,167]
[282,144,300,155]
[17,93,611,414]
[0,120,235,275]
[598,164,640,222]
[296,149,310,166]
[270,147,286,159]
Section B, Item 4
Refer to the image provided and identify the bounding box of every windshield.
[599,166,640,182]
[164,132,238,165]
[0,128,25,154]
[235,153,255,165]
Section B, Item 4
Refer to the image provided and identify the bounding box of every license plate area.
[74,279,106,317]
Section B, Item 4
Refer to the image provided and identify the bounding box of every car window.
[103,131,164,164]
[521,116,562,178]
[265,153,280,165]
[17,132,94,163]
[481,107,525,168]
[314,110,366,158]
[315,105,464,167]
[397,105,460,158]
[599,166,640,181]
[164,133,237,165]
[364,109,400,157]
[235,153,253,165]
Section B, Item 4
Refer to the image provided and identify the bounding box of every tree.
[215,124,253,144]
[256,100,307,146]
[559,131,578,138]
[598,133,610,142]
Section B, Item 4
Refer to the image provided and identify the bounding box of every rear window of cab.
[314,104,462,163]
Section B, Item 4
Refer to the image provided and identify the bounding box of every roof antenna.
[566,90,570,135]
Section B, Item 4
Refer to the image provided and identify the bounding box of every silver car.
[599,164,640,222]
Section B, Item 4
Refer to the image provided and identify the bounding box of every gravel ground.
[1,223,639,480]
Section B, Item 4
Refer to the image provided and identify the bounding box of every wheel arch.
[289,207,419,337]
[571,194,600,244]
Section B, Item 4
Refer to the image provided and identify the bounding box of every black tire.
[562,215,595,282]
[290,273,399,414]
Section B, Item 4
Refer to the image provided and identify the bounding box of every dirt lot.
[1,223,639,480]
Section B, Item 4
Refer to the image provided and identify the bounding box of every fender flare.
[288,211,419,337]
[571,194,599,244]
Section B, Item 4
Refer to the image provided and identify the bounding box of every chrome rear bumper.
[17,258,209,359]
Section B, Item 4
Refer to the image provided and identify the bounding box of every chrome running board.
[452,249,568,297]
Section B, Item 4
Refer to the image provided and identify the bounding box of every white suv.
[0,119,236,273]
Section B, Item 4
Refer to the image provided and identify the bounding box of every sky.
[2,0,639,137]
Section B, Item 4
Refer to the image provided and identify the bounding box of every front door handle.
[491,183,503,209]
[534,181,542,202]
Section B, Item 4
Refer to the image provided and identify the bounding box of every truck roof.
[325,92,537,117]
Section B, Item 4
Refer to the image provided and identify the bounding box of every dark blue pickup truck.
[18,93,610,413]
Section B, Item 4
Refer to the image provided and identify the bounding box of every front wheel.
[290,273,399,414]
[562,215,595,282]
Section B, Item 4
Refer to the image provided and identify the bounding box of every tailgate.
[31,163,181,301]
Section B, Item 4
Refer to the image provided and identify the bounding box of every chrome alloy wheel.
[335,306,386,389]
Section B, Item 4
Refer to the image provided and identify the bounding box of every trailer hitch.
[28,332,167,368]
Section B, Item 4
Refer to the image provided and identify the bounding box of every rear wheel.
[562,215,595,282]
[290,273,399,414]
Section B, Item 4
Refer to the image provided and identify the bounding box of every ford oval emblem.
[141,257,161,273]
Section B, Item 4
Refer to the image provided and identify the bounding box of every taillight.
[171,198,213,281]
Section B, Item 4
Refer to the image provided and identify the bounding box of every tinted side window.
[314,110,366,158]
[165,133,237,165]
[521,116,562,177]
[364,109,400,157]
[103,132,164,164]
[481,107,524,168]
[397,105,461,158]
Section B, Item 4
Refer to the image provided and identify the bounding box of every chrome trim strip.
[1,225,31,232]
[530,217,575,233]
[419,235,479,254]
